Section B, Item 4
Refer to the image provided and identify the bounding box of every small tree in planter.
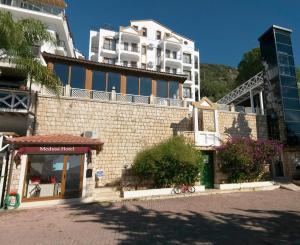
[132,136,204,188]
[216,137,282,183]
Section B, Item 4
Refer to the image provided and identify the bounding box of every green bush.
[132,136,203,188]
[216,137,282,183]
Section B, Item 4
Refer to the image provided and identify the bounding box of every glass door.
[61,155,84,197]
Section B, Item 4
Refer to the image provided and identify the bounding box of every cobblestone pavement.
[0,189,299,245]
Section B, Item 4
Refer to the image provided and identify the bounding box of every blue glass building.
[259,25,300,145]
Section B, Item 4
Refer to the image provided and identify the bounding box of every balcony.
[0,89,31,113]
[102,44,116,51]
[120,45,140,61]
[195,131,221,147]
[1,0,66,16]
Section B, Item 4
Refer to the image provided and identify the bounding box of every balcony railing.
[195,131,221,147]
[102,44,116,51]
[40,86,187,108]
[120,45,140,53]
[165,54,182,60]
[183,58,192,64]
[0,89,30,112]
[1,1,65,16]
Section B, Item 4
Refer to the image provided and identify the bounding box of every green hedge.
[132,136,203,188]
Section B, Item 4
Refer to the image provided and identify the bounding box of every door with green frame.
[200,151,214,188]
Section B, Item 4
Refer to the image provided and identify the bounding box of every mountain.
[200,64,239,102]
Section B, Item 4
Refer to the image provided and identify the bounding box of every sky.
[66,0,300,68]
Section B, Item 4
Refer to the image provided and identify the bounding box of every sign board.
[18,146,90,155]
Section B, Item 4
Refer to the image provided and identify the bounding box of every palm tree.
[0,11,61,93]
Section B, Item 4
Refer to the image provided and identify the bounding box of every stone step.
[92,187,120,198]
[280,183,300,191]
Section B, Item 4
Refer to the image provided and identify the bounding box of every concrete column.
[163,42,166,70]
[259,91,264,115]
[65,84,71,97]
[111,86,116,101]
[250,89,254,113]
[193,107,199,132]
[214,109,219,132]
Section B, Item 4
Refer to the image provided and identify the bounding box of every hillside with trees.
[200,64,238,102]
[200,47,300,102]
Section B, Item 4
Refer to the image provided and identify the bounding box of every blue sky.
[66,0,300,68]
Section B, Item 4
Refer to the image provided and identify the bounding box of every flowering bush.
[216,137,282,183]
[132,136,204,188]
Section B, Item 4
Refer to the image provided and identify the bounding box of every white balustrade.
[195,131,220,147]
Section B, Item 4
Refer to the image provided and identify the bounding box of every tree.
[235,47,263,85]
[0,11,61,93]
[132,136,203,187]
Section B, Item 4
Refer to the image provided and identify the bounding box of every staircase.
[92,187,121,202]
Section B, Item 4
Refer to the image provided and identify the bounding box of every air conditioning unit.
[147,44,154,50]
[83,131,98,139]
[147,62,153,68]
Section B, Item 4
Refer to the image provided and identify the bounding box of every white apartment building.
[0,0,82,60]
[89,19,200,101]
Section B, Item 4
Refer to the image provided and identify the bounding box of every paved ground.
[0,189,299,245]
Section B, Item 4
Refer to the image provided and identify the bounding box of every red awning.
[7,134,104,152]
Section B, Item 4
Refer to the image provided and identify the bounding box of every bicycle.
[173,184,195,194]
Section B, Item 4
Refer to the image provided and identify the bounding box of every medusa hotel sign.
[17,146,91,154]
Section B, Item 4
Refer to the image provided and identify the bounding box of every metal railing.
[120,45,140,53]
[165,54,182,60]
[0,88,30,112]
[217,71,264,105]
[102,44,116,51]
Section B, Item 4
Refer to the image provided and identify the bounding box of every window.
[195,72,199,84]
[53,63,69,85]
[157,48,162,57]
[183,87,191,98]
[131,43,138,52]
[184,40,188,45]
[183,53,192,64]
[156,80,168,98]
[156,31,161,40]
[124,42,129,51]
[141,63,146,69]
[172,51,177,59]
[183,70,192,80]
[103,57,115,64]
[24,155,83,199]
[123,61,128,67]
[126,75,139,95]
[172,68,177,74]
[92,71,106,91]
[107,72,120,92]
[156,65,161,72]
[103,38,116,50]
[131,61,137,68]
[140,77,152,96]
[165,33,170,37]
[142,27,147,37]
[70,66,85,88]
[142,45,147,55]
[169,81,179,99]
[132,25,138,30]
[165,66,170,73]
[166,49,170,58]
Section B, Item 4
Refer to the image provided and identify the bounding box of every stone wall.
[218,111,268,141]
[34,95,191,195]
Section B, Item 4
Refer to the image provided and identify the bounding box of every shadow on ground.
[67,200,300,244]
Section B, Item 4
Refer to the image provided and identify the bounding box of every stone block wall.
[218,111,268,141]
[34,95,191,195]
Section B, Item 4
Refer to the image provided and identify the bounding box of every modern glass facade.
[259,26,300,145]
[51,61,181,98]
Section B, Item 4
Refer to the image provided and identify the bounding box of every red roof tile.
[7,134,104,151]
